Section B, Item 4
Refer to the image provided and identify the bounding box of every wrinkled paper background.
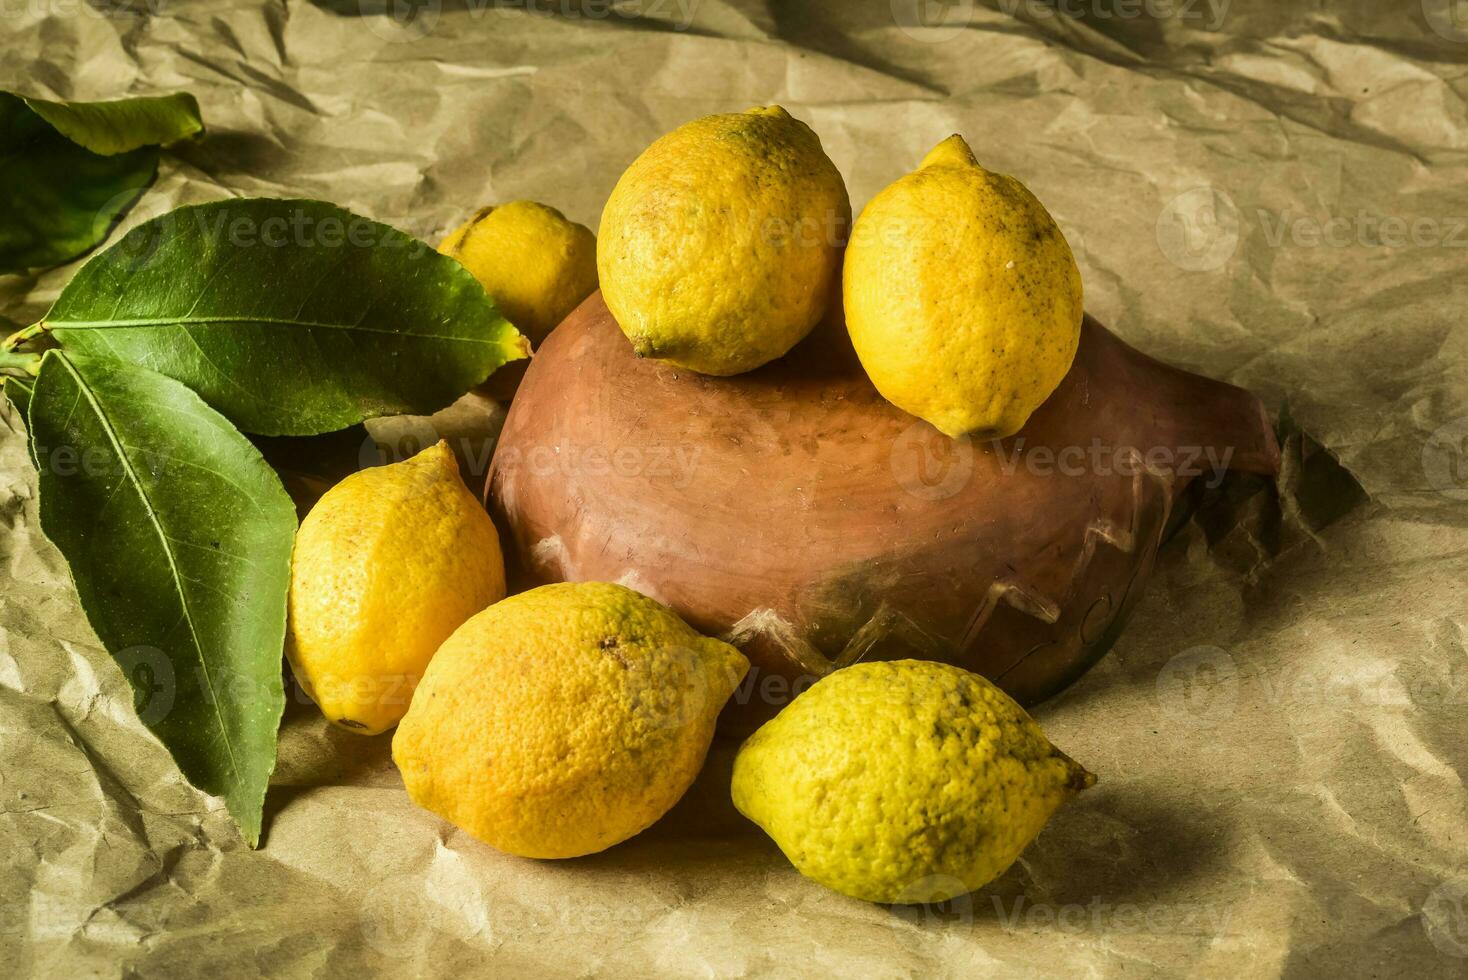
[3,1,1467,976]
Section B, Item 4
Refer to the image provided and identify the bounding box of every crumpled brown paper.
[3,2,1467,976]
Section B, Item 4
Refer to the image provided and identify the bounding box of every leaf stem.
[0,350,42,377]
[3,322,46,352]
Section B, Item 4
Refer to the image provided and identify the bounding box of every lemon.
[598,106,850,376]
[731,660,1093,904]
[286,441,506,735]
[843,135,1084,439]
[393,582,749,859]
[439,200,598,346]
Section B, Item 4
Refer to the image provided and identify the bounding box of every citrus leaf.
[4,376,37,469]
[21,92,203,155]
[27,350,295,845]
[0,91,203,275]
[5,376,32,416]
[46,198,529,436]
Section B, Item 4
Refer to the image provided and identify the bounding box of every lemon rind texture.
[286,441,507,735]
[844,140,1083,440]
[393,582,750,859]
[598,108,851,376]
[731,659,1091,904]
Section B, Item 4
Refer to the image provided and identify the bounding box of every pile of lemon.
[287,107,1092,905]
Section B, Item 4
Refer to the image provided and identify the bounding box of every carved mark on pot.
[723,601,943,677]
[1080,594,1114,645]
[959,463,1176,658]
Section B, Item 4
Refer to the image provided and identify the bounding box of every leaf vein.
[48,315,499,345]
[55,354,245,791]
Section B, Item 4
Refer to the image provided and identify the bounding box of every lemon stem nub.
[919,134,979,170]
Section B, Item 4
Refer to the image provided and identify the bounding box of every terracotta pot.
[488,292,1279,733]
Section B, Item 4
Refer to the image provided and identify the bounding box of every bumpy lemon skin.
[598,106,851,376]
[392,582,750,859]
[438,200,598,346]
[843,135,1084,439]
[731,660,1094,904]
[286,441,507,735]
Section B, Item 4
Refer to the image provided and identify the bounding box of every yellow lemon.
[843,135,1084,439]
[598,106,850,375]
[732,660,1093,904]
[393,582,749,859]
[439,200,598,346]
[286,441,506,734]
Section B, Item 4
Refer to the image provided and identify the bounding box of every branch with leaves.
[2,197,527,844]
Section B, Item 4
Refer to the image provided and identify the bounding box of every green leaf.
[5,376,32,415]
[0,91,203,275]
[45,198,529,436]
[5,377,38,470]
[27,350,295,845]
[21,92,203,155]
